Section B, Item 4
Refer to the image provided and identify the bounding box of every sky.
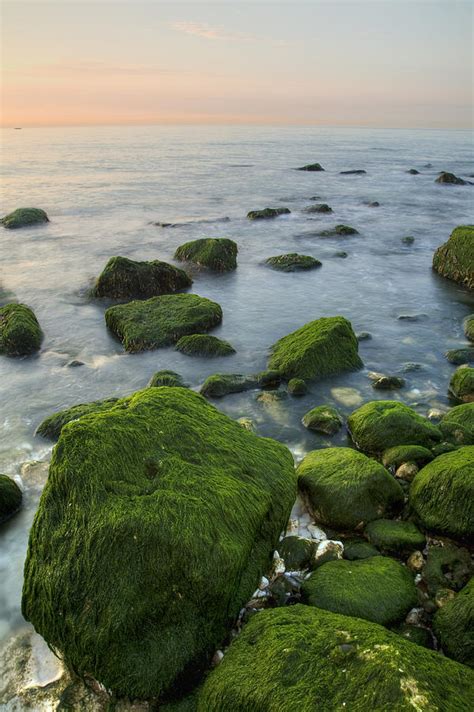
[1,0,472,128]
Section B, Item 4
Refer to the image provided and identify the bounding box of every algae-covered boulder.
[302,405,343,434]
[22,388,296,700]
[445,347,474,365]
[435,172,466,185]
[364,519,425,556]
[268,316,362,381]
[423,543,472,596]
[297,447,404,530]
[296,162,324,171]
[174,238,237,272]
[410,447,474,540]
[200,374,257,398]
[176,334,235,357]
[148,370,187,388]
[105,293,222,353]
[278,536,314,570]
[343,539,380,560]
[434,578,474,668]
[0,474,22,524]
[36,398,120,440]
[287,378,307,396]
[382,444,434,469]
[449,365,474,402]
[301,556,417,626]
[1,207,49,229]
[197,605,474,711]
[265,253,322,272]
[432,225,474,290]
[303,203,332,213]
[0,303,43,356]
[348,400,442,454]
[92,256,192,299]
[340,169,366,175]
[247,207,290,220]
[440,403,474,444]
[319,224,359,236]
[465,314,474,341]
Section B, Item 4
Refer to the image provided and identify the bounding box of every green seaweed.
[0,303,43,356]
[364,519,425,556]
[287,378,307,395]
[265,254,322,272]
[36,398,120,441]
[434,578,474,668]
[440,402,474,445]
[301,405,343,434]
[92,256,192,299]
[432,225,474,290]
[464,314,474,342]
[174,238,237,272]
[449,366,474,402]
[148,370,188,388]
[176,334,235,357]
[0,474,22,523]
[381,445,434,469]
[0,207,49,229]
[200,374,257,398]
[247,208,290,219]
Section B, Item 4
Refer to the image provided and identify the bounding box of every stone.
[303,203,332,213]
[0,303,43,356]
[340,169,366,175]
[343,539,380,560]
[200,374,257,398]
[432,225,474,290]
[287,378,307,396]
[407,550,424,573]
[247,208,291,219]
[364,519,425,556]
[0,207,49,229]
[372,375,405,390]
[435,172,466,185]
[440,402,474,444]
[174,238,238,272]
[445,347,474,365]
[175,334,236,357]
[0,474,22,523]
[148,370,187,388]
[319,224,359,236]
[296,163,324,171]
[301,405,343,435]
[382,445,433,469]
[265,253,322,272]
[422,543,472,596]
[395,462,419,482]
[278,536,314,570]
[433,578,474,668]
[449,365,474,402]
[36,397,120,441]
[401,236,415,245]
[407,169,420,175]
[92,256,192,299]
[464,314,474,342]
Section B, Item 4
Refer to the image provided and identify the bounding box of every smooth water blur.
[0,125,473,650]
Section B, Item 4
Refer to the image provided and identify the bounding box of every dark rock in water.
[0,207,49,229]
[256,370,281,389]
[265,253,322,272]
[287,378,307,396]
[407,169,420,175]
[319,224,359,237]
[303,203,333,213]
[397,313,428,321]
[449,366,474,402]
[367,201,380,207]
[268,316,362,381]
[401,362,423,372]
[198,605,474,710]
[66,360,85,368]
[174,238,238,272]
[36,397,120,440]
[92,256,192,299]
[0,474,22,524]
[465,314,474,342]
[148,370,187,388]
[440,402,474,445]
[434,578,474,667]
[200,373,258,398]
[432,225,474,290]
[247,207,291,220]
[445,347,474,365]
[0,303,43,356]
[22,387,296,700]
[372,375,405,390]
[364,519,425,556]
[279,536,314,570]
[401,236,415,245]
[105,294,222,353]
[176,334,235,357]
[435,172,466,185]
[309,195,322,200]
[153,222,173,227]
[423,163,433,168]
[302,405,342,435]
[334,251,348,258]
[296,163,324,171]
[356,331,371,341]
[339,169,366,175]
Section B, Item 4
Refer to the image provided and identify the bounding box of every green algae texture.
[105,293,222,353]
[174,238,237,272]
[176,334,235,357]
[410,446,474,540]
[440,402,474,444]
[432,225,474,290]
[0,474,22,523]
[92,256,192,299]
[464,314,474,341]
[364,519,425,556]
[296,162,324,171]
[0,303,43,356]
[1,207,49,229]
[197,605,474,711]
[381,445,433,469]
[268,316,362,381]
[247,208,290,219]
[297,447,404,530]
[301,556,417,626]
[348,400,441,454]
[200,374,258,398]
[36,397,120,440]
[434,578,474,668]
[301,405,343,434]
[148,370,187,388]
[22,387,296,700]
[449,366,474,402]
[265,254,322,272]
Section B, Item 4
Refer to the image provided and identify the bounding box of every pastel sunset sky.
[1,0,472,128]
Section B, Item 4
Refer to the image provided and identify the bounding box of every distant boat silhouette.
[14,127,22,130]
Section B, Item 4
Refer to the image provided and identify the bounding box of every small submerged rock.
[287,378,307,395]
[200,373,257,398]
[176,333,236,357]
[296,163,324,171]
[401,235,415,245]
[464,314,474,342]
[265,253,322,272]
[367,201,380,207]
[372,375,405,390]
[339,169,366,175]
[301,405,342,435]
[407,169,420,175]
[303,203,332,213]
[1,207,49,229]
[247,207,290,219]
[435,171,466,185]
[356,331,372,341]
[319,224,359,236]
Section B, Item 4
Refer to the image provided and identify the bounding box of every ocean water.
[0,125,473,679]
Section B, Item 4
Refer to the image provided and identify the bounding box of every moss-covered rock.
[92,256,192,299]
[0,303,43,356]
[423,543,472,596]
[449,365,474,402]
[200,374,257,398]
[256,369,281,389]
[176,334,235,357]
[1,207,49,229]
[410,447,474,540]
[0,474,22,524]
[464,314,474,342]
[445,347,474,365]
[22,387,296,700]
[440,403,474,445]
[287,378,307,395]
[197,605,474,711]
[247,207,290,220]
[319,224,359,236]
[340,169,366,175]
[268,316,362,381]
[36,398,120,441]
[304,203,332,213]
[297,447,404,530]
[301,557,417,626]
[364,519,425,556]
[372,375,405,390]
[382,444,434,469]
[343,539,381,560]
[396,624,434,649]
[348,400,442,454]
[105,294,222,353]
[302,405,343,434]
[148,370,187,388]
[434,578,474,668]
[296,162,324,171]
[435,172,466,185]
[265,253,322,272]
[278,536,314,570]
[174,238,237,272]
[432,225,474,290]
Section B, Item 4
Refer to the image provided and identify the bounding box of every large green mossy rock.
[0,474,22,524]
[410,447,474,540]
[297,447,404,530]
[432,225,474,290]
[22,388,296,700]
[465,314,474,342]
[265,253,322,272]
[197,605,474,711]
[0,303,43,356]
[92,256,192,300]
[268,316,362,381]
[174,239,237,272]
[1,207,49,229]
[449,366,474,403]
[105,294,222,353]
[364,519,425,556]
[348,400,442,454]
[440,403,474,445]
[434,578,474,668]
[176,334,235,357]
[36,398,120,441]
[445,347,474,365]
[301,556,417,626]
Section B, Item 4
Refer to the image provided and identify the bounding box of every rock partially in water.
[200,373,257,398]
[372,375,405,390]
[382,444,433,469]
[364,519,425,556]
[440,402,474,444]
[407,169,420,175]
[445,347,474,365]
[247,207,291,219]
[0,207,49,229]
[22,387,296,700]
[319,224,359,237]
[105,294,222,353]
[331,386,363,407]
[339,169,366,175]
[0,303,43,356]
[287,378,307,396]
[278,535,314,570]
[198,605,474,710]
[357,331,372,341]
[435,171,466,185]
[36,397,120,440]
[464,314,474,342]
[265,253,322,272]
[410,446,474,540]
[432,225,474,290]
[434,578,474,668]
[303,203,332,213]
[174,238,238,272]
[302,405,342,435]
[367,201,380,207]
[148,370,187,388]
[449,365,474,402]
[397,313,428,321]
[92,256,192,299]
[176,334,235,357]
[0,473,22,524]
[297,447,403,530]
[296,163,324,171]
[401,236,415,245]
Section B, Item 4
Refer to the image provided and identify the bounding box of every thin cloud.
[171,21,289,46]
